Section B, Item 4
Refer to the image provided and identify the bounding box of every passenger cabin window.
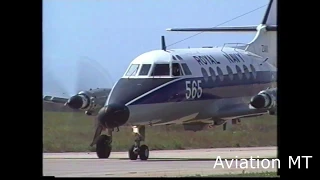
[172,63,183,76]
[201,68,209,82]
[139,64,151,76]
[217,67,224,81]
[151,64,170,76]
[125,64,139,76]
[235,65,243,80]
[226,66,233,80]
[250,64,257,79]
[209,67,216,81]
[243,65,250,79]
[181,63,192,75]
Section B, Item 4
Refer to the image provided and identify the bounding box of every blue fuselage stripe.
[107,71,276,106]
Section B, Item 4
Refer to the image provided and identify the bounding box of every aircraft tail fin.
[166,0,276,33]
[166,0,277,67]
[246,0,277,67]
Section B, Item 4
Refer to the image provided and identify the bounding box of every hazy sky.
[43,0,269,97]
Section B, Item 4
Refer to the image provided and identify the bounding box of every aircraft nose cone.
[250,94,266,109]
[97,104,130,129]
[66,95,83,109]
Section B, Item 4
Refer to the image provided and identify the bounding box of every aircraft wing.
[43,95,68,105]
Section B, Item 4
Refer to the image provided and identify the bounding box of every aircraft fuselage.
[105,47,277,126]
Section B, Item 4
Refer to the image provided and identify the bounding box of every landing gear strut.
[96,128,112,159]
[128,125,149,160]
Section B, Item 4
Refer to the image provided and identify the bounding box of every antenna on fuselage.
[161,36,166,51]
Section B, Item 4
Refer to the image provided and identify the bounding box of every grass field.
[43,111,277,152]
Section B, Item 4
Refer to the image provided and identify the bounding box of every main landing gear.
[94,125,149,160]
[128,125,149,160]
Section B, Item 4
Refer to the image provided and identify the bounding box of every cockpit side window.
[139,64,151,76]
[151,64,170,76]
[125,64,139,76]
[172,63,184,76]
[181,63,192,75]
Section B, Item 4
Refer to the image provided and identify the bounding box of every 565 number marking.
[185,80,202,99]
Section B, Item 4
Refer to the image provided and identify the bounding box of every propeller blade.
[77,57,114,91]
[75,57,116,137]
[44,56,114,142]
[43,70,71,97]
[82,56,115,86]
[44,56,113,99]
[64,57,112,109]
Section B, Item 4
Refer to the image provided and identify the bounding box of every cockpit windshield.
[139,64,151,76]
[172,63,183,76]
[151,64,170,76]
[125,64,139,76]
[181,63,192,75]
[126,62,192,77]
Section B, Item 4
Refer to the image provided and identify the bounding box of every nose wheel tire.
[96,135,112,159]
[128,144,149,160]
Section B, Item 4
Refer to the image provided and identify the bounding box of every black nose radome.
[250,94,266,109]
[97,104,130,129]
[66,95,83,109]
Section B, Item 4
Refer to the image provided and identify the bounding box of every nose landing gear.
[128,125,149,160]
[96,129,113,159]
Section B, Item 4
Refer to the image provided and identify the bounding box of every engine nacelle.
[250,88,277,112]
[65,88,111,116]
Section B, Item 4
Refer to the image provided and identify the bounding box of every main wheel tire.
[96,135,112,159]
[128,145,138,160]
[139,144,149,160]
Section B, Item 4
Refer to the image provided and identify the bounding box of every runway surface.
[43,146,278,177]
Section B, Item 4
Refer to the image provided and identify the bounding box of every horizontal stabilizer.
[166,25,276,32]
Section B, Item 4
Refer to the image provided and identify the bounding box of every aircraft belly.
[126,95,268,126]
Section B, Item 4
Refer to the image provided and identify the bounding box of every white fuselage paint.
[106,47,276,126]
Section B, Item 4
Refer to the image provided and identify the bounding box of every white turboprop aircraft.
[44,0,277,161]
